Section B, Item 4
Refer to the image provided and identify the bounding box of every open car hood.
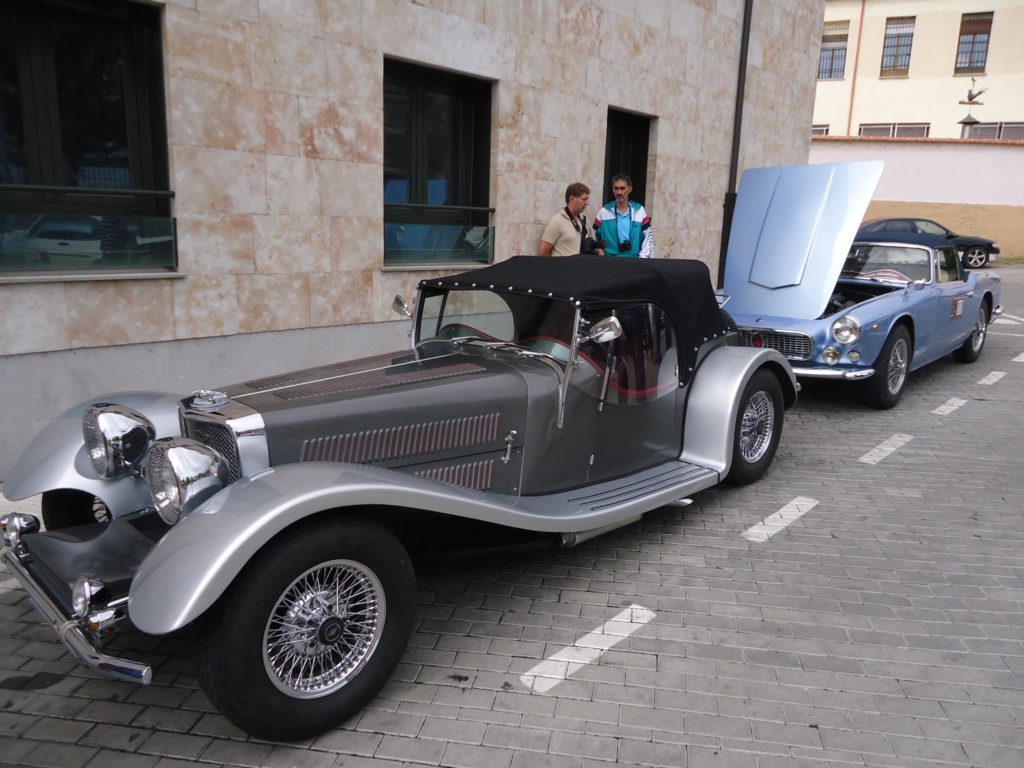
[723,161,884,320]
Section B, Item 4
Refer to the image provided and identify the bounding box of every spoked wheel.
[41,489,111,530]
[865,325,911,409]
[953,304,989,363]
[195,519,415,741]
[725,369,784,485]
[962,246,989,269]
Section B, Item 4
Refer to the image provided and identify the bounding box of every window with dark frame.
[383,60,492,266]
[970,122,1024,140]
[956,12,994,74]
[812,125,830,136]
[880,16,915,77]
[0,0,173,273]
[858,123,930,138]
[818,20,849,80]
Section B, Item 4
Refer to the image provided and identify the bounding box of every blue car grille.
[737,328,813,361]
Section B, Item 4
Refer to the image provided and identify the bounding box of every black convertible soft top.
[422,256,731,378]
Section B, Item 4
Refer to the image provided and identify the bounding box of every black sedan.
[858,218,1000,268]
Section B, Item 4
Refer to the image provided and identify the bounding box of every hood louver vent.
[301,413,501,464]
[415,460,495,491]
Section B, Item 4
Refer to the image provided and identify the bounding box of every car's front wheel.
[865,325,912,409]
[962,246,989,269]
[195,519,416,741]
[725,369,783,485]
[953,304,989,363]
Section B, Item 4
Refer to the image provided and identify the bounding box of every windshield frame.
[841,242,935,285]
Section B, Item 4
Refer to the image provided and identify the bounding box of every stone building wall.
[0,0,823,477]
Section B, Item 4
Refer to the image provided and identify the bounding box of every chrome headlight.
[145,437,228,525]
[82,404,156,479]
[71,576,108,619]
[831,315,862,345]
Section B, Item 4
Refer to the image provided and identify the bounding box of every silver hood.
[723,161,884,320]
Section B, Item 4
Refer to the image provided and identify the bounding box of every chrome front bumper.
[790,366,875,380]
[0,545,152,684]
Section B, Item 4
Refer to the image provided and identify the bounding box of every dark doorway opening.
[603,109,651,206]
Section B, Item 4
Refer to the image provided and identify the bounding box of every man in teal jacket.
[593,174,654,258]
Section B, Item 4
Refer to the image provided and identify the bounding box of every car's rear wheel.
[962,246,989,269]
[865,325,911,409]
[195,519,416,741]
[725,369,783,485]
[953,304,989,363]
[41,489,111,530]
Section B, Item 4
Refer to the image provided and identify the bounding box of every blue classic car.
[724,162,1002,409]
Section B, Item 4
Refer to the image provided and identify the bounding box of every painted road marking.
[990,332,1024,338]
[1014,353,1024,362]
[742,496,818,543]
[932,397,967,415]
[993,318,1020,325]
[1000,313,1024,322]
[859,434,914,465]
[520,604,655,693]
[978,371,1006,386]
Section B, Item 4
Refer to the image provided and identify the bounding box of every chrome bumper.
[790,366,875,380]
[0,546,152,684]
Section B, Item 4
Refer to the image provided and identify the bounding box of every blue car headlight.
[831,315,862,345]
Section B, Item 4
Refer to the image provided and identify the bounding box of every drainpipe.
[846,0,867,135]
[718,0,754,288]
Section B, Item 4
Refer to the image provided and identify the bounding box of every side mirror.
[910,278,927,290]
[588,315,622,344]
[392,295,412,318]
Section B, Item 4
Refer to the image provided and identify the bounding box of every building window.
[818,20,849,79]
[383,60,492,266]
[859,123,930,138]
[956,12,993,74]
[970,122,1024,140]
[811,125,830,136]
[0,0,173,274]
[880,17,915,77]
[603,109,652,207]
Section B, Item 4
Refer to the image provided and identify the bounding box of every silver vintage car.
[1,255,797,739]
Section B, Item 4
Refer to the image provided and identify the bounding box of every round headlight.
[823,347,841,365]
[71,576,107,619]
[82,404,156,479]
[145,437,228,525]
[832,315,862,345]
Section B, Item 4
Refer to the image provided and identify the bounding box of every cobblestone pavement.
[2,266,1023,768]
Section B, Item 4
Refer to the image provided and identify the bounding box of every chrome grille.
[415,460,495,491]
[737,328,813,361]
[301,413,501,464]
[184,418,241,483]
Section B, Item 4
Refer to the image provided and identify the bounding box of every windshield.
[841,244,931,283]
[417,288,578,360]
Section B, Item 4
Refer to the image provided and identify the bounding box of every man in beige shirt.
[538,182,591,257]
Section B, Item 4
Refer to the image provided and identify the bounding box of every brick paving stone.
[509,752,580,768]
[198,739,275,767]
[548,732,616,761]
[440,743,513,768]
[375,733,445,763]
[685,746,757,768]
[81,751,160,768]
[17,740,98,768]
[259,745,338,768]
[616,738,686,768]
[137,731,211,760]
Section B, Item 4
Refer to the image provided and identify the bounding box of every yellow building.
[814,0,1024,139]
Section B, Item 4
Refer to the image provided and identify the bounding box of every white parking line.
[742,496,818,543]
[990,332,1024,338]
[993,318,1020,325]
[858,434,914,465]
[519,604,655,693]
[932,397,967,415]
[978,371,1006,386]
[1014,353,1024,363]
[1000,313,1024,322]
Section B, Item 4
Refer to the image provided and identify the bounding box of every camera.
[618,239,632,252]
[581,236,605,254]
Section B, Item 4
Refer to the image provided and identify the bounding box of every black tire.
[725,369,784,485]
[953,303,989,363]
[865,325,912,409]
[41,489,111,530]
[194,518,416,741]
[962,246,989,269]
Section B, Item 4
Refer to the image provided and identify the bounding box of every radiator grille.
[737,328,813,361]
[184,419,241,483]
[301,412,502,464]
[415,460,495,491]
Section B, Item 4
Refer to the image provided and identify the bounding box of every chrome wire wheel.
[739,390,774,463]
[263,559,386,699]
[970,307,987,352]
[886,337,909,395]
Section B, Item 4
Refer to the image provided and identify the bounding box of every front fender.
[2,392,183,515]
[680,347,796,475]
[130,462,525,634]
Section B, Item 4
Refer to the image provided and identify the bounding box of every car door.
[583,302,681,482]
[932,246,978,349]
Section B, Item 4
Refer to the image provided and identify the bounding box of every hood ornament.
[189,389,230,411]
